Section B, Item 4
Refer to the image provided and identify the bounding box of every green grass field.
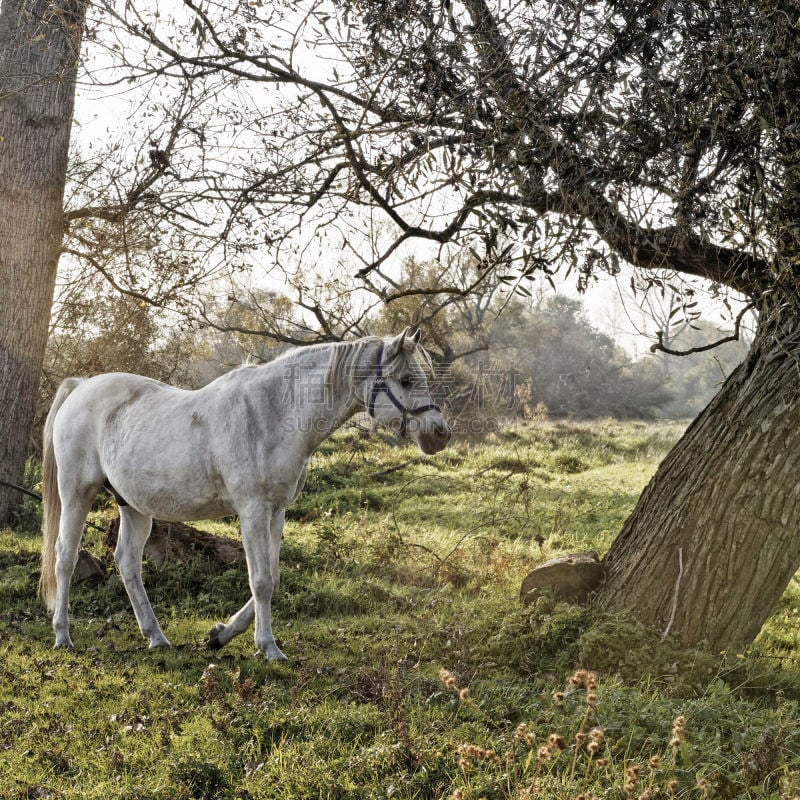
[2,420,800,799]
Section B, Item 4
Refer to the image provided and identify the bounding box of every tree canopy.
[62,0,798,342]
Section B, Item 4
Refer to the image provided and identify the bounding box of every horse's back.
[55,372,179,436]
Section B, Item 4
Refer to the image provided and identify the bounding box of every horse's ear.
[410,328,422,347]
[384,329,409,362]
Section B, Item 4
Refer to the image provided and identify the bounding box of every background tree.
[0,0,87,524]
[46,289,174,387]
[494,296,670,419]
[369,255,495,360]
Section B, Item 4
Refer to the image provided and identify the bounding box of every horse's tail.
[40,378,83,612]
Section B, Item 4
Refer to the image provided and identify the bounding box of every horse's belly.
[106,459,234,522]
[124,489,234,522]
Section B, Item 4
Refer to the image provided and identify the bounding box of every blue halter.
[367,344,441,437]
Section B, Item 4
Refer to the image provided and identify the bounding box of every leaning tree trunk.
[599,316,800,651]
[0,0,85,525]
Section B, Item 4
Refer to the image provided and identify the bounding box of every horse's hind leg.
[52,491,97,649]
[114,506,170,649]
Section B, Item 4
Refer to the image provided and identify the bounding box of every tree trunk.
[0,0,85,525]
[599,316,800,651]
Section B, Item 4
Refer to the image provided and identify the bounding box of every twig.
[371,458,425,479]
[650,302,755,356]
[0,478,42,502]
[0,479,107,534]
[662,547,684,639]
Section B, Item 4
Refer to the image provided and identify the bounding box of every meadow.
[2,419,800,799]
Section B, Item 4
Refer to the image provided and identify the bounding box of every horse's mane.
[325,338,381,398]
[325,336,432,398]
[259,336,431,400]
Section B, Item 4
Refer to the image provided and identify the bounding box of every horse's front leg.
[207,597,254,650]
[207,507,286,652]
[239,502,286,661]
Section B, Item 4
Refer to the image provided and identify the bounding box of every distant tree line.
[42,271,750,428]
[488,295,750,420]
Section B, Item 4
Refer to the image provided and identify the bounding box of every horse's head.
[367,329,451,455]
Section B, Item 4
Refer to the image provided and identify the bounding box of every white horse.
[40,329,450,660]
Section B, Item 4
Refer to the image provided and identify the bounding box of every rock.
[520,550,605,605]
[104,518,245,567]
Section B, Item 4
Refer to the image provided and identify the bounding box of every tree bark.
[599,316,800,650]
[0,0,85,524]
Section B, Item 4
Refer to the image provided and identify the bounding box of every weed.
[442,668,732,800]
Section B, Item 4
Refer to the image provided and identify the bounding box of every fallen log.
[104,517,244,568]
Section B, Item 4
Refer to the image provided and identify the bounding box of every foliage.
[490,296,671,419]
[3,421,800,798]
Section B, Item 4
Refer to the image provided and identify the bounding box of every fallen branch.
[371,457,426,479]
[0,479,105,533]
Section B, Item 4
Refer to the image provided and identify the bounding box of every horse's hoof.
[206,623,225,650]
[54,636,74,650]
[262,644,288,662]
[148,637,171,649]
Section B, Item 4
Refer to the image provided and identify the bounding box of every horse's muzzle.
[417,419,451,454]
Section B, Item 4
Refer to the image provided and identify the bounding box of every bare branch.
[650,302,756,356]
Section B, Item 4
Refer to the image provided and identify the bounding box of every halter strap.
[367,344,440,437]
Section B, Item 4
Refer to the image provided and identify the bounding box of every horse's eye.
[400,377,412,388]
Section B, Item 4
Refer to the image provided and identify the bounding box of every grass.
[2,419,800,798]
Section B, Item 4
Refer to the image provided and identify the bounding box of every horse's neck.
[260,343,368,455]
